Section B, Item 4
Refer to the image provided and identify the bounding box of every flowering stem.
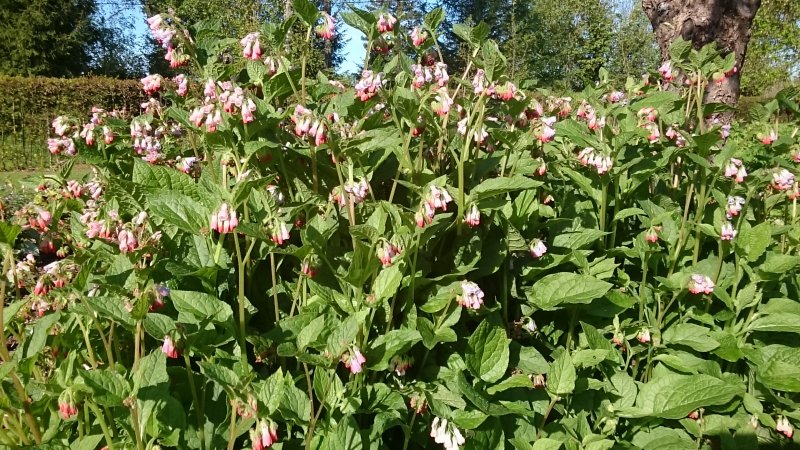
[77,317,99,368]
[270,252,280,323]
[133,320,142,372]
[599,179,609,243]
[130,404,146,450]
[401,412,418,450]
[88,401,115,450]
[691,169,709,266]
[639,255,649,323]
[233,233,248,364]
[668,176,695,276]
[184,353,206,450]
[225,402,237,450]
[303,363,316,450]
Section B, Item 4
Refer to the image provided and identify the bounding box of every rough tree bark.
[641,0,762,106]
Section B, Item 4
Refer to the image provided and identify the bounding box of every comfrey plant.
[2,2,800,449]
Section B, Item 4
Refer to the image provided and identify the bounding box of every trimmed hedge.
[0,76,147,170]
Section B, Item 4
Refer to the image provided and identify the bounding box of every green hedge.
[0,76,147,170]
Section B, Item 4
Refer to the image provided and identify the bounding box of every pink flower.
[118,229,138,253]
[355,70,384,101]
[316,13,335,40]
[758,129,778,145]
[301,260,317,278]
[31,208,52,231]
[537,117,556,143]
[464,205,480,228]
[162,335,179,359]
[204,78,217,99]
[645,227,659,243]
[34,279,49,296]
[529,239,547,258]
[458,281,484,310]
[535,159,547,176]
[658,61,673,81]
[773,169,795,191]
[344,179,369,203]
[724,158,747,183]
[433,63,449,87]
[411,27,427,47]
[688,274,714,295]
[309,120,326,146]
[376,242,401,267]
[607,91,626,103]
[645,123,660,143]
[688,410,700,420]
[58,393,78,420]
[720,222,736,241]
[210,203,239,234]
[432,88,453,116]
[726,196,744,218]
[637,328,651,344]
[174,74,188,96]
[240,32,262,60]
[270,221,290,245]
[472,69,489,95]
[64,180,82,198]
[494,81,517,101]
[242,98,257,124]
[102,126,114,144]
[80,123,95,146]
[427,185,452,211]
[777,416,794,439]
[377,13,397,33]
[343,348,366,374]
[140,74,163,95]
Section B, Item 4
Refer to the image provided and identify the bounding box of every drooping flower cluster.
[726,196,744,218]
[377,13,397,33]
[376,241,401,267]
[316,13,335,39]
[342,347,366,374]
[432,87,453,116]
[146,14,190,68]
[430,417,465,450]
[290,105,327,146]
[464,205,480,228]
[720,222,736,241]
[141,74,164,95]
[355,70,384,101]
[665,126,687,147]
[772,169,795,192]
[269,220,290,245]
[458,281,484,310]
[723,158,747,183]
[637,328,651,344]
[777,416,794,439]
[758,129,778,145]
[658,61,674,82]
[48,116,78,156]
[578,147,613,175]
[58,391,79,420]
[536,117,557,143]
[162,335,179,359]
[411,27,427,47]
[250,419,279,450]
[529,239,547,258]
[210,203,239,234]
[174,74,188,96]
[389,355,413,376]
[688,274,715,295]
[576,101,605,130]
[240,32,263,60]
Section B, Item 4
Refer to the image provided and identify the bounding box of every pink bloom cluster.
[251,419,279,450]
[240,32,262,60]
[772,169,794,191]
[210,203,239,234]
[576,101,605,130]
[720,222,736,241]
[536,117,557,143]
[758,129,778,145]
[724,158,747,183]
[411,27,427,47]
[578,147,613,175]
[342,347,366,374]
[430,417,465,450]
[688,274,715,295]
[270,220,290,245]
[58,392,78,420]
[777,416,794,439]
[377,241,402,267]
[658,61,674,82]
[355,70,384,101]
[130,119,164,162]
[290,105,327,146]
[141,74,163,95]
[174,74,188,96]
[665,126,686,147]
[345,179,369,203]
[464,205,480,227]
[316,13,335,40]
[48,116,78,156]
[146,14,189,68]
[458,281,484,310]
[377,13,397,33]
[726,196,744,218]
[432,87,453,116]
[637,328,651,344]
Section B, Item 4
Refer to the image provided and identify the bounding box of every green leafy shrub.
[2,2,800,449]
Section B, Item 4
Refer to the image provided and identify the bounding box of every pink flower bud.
[162,335,179,359]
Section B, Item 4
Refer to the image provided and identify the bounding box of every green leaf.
[530,438,563,450]
[255,369,285,413]
[297,315,326,350]
[143,313,177,340]
[486,374,533,395]
[760,254,800,274]
[199,361,240,390]
[752,345,800,392]
[84,296,135,329]
[133,159,199,200]
[551,229,608,249]
[293,0,319,25]
[547,351,576,396]
[662,323,720,352]
[365,329,421,371]
[0,222,21,246]
[82,369,130,406]
[748,314,800,333]
[372,266,403,303]
[613,208,645,222]
[466,321,510,383]
[147,191,209,234]
[525,273,612,311]
[424,7,445,31]
[21,312,60,360]
[572,349,609,368]
[736,222,771,261]
[635,374,743,419]
[170,290,233,324]
[469,176,542,202]
[133,351,168,393]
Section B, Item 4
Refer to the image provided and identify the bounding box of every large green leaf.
[469,175,542,202]
[82,369,130,406]
[170,290,233,324]
[751,345,800,392]
[635,374,743,419]
[546,351,576,396]
[466,321,510,383]
[525,273,612,310]
[662,323,719,352]
[147,191,209,234]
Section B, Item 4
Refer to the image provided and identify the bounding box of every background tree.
[606,1,660,85]
[641,0,762,105]
[0,0,101,77]
[740,0,799,96]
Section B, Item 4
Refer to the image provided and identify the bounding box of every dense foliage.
[3,2,800,450]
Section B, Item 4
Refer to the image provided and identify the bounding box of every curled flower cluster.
[270,220,290,245]
[316,13,335,40]
[576,101,605,130]
[777,416,794,439]
[130,118,164,162]
[464,205,480,227]
[389,355,413,376]
[720,222,736,241]
[536,117,557,143]
[726,196,744,218]
[430,417,465,450]
[578,147,613,175]
[345,179,370,204]
[141,74,163,95]
[240,32,262,60]
[772,169,795,191]
[58,391,78,420]
[290,105,327,146]
[665,126,686,147]
[688,274,715,295]
[658,61,674,82]
[376,241,401,267]
[432,87,453,116]
[377,13,397,33]
[411,27,427,47]
[162,335,179,359]
[458,281,484,310]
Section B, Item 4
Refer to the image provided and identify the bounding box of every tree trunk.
[641,0,761,105]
